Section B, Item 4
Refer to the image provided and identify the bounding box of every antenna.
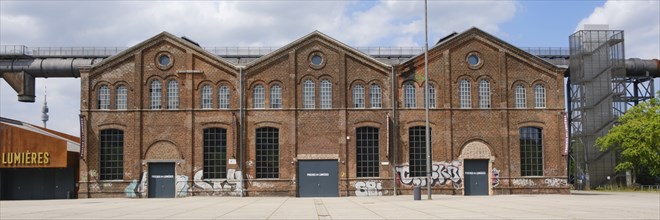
[41,83,49,128]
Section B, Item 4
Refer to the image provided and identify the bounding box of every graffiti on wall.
[193,169,243,195]
[544,178,567,187]
[396,161,462,187]
[124,172,148,198]
[176,175,189,197]
[512,178,536,187]
[491,168,500,187]
[355,180,383,196]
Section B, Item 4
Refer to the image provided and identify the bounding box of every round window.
[467,54,480,66]
[158,54,171,66]
[311,54,323,66]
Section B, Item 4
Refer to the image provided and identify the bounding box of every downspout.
[391,66,397,196]
[239,67,244,197]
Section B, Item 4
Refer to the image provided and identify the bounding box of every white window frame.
[270,85,282,109]
[459,79,471,109]
[98,85,110,110]
[515,84,527,108]
[253,84,265,109]
[201,85,213,109]
[219,85,230,109]
[535,84,546,108]
[478,79,490,109]
[370,84,382,109]
[320,80,332,109]
[353,84,365,108]
[404,83,416,108]
[150,80,162,110]
[303,80,315,109]
[167,80,179,110]
[116,85,127,110]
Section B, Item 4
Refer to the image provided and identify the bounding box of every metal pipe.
[391,65,397,196]
[0,58,102,78]
[239,67,244,197]
[424,0,432,200]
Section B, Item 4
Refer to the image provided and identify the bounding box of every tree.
[596,92,660,182]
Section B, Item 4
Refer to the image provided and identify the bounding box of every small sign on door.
[307,173,329,177]
[228,159,237,165]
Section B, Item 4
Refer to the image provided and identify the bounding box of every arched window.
[303,80,315,109]
[100,129,123,180]
[515,84,526,108]
[353,84,365,108]
[520,127,543,176]
[116,85,127,110]
[253,84,265,109]
[320,80,332,109]
[269,85,281,109]
[204,128,227,179]
[218,85,230,109]
[201,85,213,109]
[478,79,490,109]
[424,83,436,108]
[167,80,179,110]
[356,127,379,177]
[404,82,416,108]
[98,85,110,110]
[150,80,162,109]
[534,84,546,108]
[459,79,471,109]
[370,84,382,108]
[409,126,431,177]
[256,127,279,178]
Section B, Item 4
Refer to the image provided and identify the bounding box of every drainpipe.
[239,67,244,197]
[391,66,397,196]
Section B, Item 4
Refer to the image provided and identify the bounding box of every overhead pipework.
[0,58,102,102]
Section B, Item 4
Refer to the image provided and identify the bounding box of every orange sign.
[0,124,67,168]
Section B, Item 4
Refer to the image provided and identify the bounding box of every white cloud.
[577,0,660,59]
[0,1,518,136]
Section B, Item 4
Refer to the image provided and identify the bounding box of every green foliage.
[596,92,660,178]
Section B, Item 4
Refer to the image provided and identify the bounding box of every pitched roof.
[402,27,564,71]
[244,31,391,69]
[91,31,239,72]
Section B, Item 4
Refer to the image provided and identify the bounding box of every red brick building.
[78,28,568,198]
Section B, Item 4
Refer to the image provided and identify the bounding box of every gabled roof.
[0,117,80,152]
[244,31,391,70]
[402,27,564,72]
[91,31,238,73]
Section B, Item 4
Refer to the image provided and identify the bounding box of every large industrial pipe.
[0,58,102,78]
[625,58,660,77]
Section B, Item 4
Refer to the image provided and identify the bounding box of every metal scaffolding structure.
[568,29,655,189]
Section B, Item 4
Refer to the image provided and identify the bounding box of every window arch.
[218,85,230,109]
[424,83,436,108]
[150,80,162,109]
[100,129,123,180]
[253,84,265,109]
[98,85,110,110]
[356,127,379,177]
[167,80,179,110]
[534,84,546,108]
[204,128,227,179]
[409,126,431,177]
[320,79,332,109]
[459,79,471,109]
[520,127,543,176]
[256,127,279,178]
[404,82,416,108]
[353,84,365,108]
[201,84,213,109]
[370,83,382,108]
[270,85,282,109]
[515,84,526,108]
[303,80,315,109]
[116,85,127,110]
[478,79,491,109]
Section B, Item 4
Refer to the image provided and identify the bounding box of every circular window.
[468,54,479,66]
[309,52,326,69]
[466,52,483,69]
[158,55,171,66]
[155,52,174,70]
[311,54,323,66]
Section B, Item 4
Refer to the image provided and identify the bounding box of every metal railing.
[1,45,571,59]
[640,185,660,191]
[520,47,570,57]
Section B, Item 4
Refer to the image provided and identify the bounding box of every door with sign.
[148,162,175,198]
[464,159,489,196]
[297,160,338,197]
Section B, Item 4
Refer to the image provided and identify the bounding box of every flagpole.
[424,0,432,200]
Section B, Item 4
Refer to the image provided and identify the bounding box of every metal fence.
[640,185,660,191]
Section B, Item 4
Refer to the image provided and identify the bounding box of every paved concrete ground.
[1,191,658,219]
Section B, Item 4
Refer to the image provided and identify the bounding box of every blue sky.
[1,0,658,136]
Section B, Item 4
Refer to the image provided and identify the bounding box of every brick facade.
[79,28,568,198]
